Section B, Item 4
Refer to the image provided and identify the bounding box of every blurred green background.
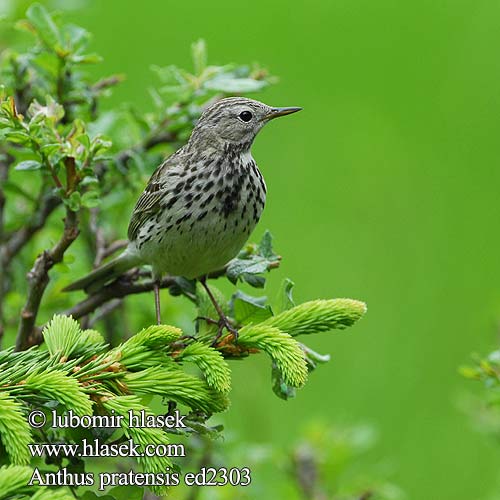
[3,0,500,498]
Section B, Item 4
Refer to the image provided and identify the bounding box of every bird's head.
[189,97,301,151]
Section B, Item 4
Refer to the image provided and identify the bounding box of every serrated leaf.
[168,276,197,297]
[242,272,266,288]
[258,230,274,258]
[226,243,279,288]
[231,291,272,325]
[14,160,42,171]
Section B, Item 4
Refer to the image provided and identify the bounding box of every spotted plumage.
[65,97,301,325]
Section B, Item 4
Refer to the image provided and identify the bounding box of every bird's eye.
[239,110,253,122]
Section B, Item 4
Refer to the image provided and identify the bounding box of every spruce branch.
[124,366,229,414]
[262,299,367,337]
[0,465,74,499]
[237,324,308,389]
[103,396,173,496]
[178,342,232,394]
[0,465,35,498]
[0,392,32,465]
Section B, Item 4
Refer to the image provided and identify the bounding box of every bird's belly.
[137,202,262,279]
[133,154,266,279]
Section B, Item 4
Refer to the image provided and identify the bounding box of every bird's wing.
[127,150,183,241]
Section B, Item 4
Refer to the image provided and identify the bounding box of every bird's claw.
[196,315,238,346]
[211,317,238,347]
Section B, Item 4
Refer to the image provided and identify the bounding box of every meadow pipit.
[65,97,301,339]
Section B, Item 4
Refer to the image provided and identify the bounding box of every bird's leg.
[153,279,162,325]
[199,276,238,345]
[195,315,219,325]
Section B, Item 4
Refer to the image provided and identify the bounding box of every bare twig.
[62,274,180,321]
[61,266,227,324]
[16,209,79,350]
[293,444,327,500]
[87,298,123,328]
[102,239,128,259]
[92,75,125,92]
[185,436,214,500]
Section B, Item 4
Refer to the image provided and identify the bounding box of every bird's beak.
[263,106,302,121]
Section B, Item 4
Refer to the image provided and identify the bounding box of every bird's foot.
[211,317,238,347]
[196,315,238,346]
[196,315,219,326]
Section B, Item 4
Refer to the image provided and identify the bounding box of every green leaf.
[192,39,207,76]
[26,4,64,53]
[14,160,42,171]
[4,130,30,144]
[31,52,59,77]
[258,230,274,258]
[70,53,103,64]
[80,493,114,500]
[64,191,81,211]
[108,485,144,500]
[301,343,331,372]
[204,75,267,93]
[168,276,197,298]
[81,190,101,208]
[231,290,273,325]
[226,232,280,286]
[276,278,295,313]
[40,143,62,155]
[226,258,272,287]
[29,97,65,123]
[62,23,90,51]
[80,176,99,187]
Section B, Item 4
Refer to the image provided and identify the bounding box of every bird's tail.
[63,250,141,293]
